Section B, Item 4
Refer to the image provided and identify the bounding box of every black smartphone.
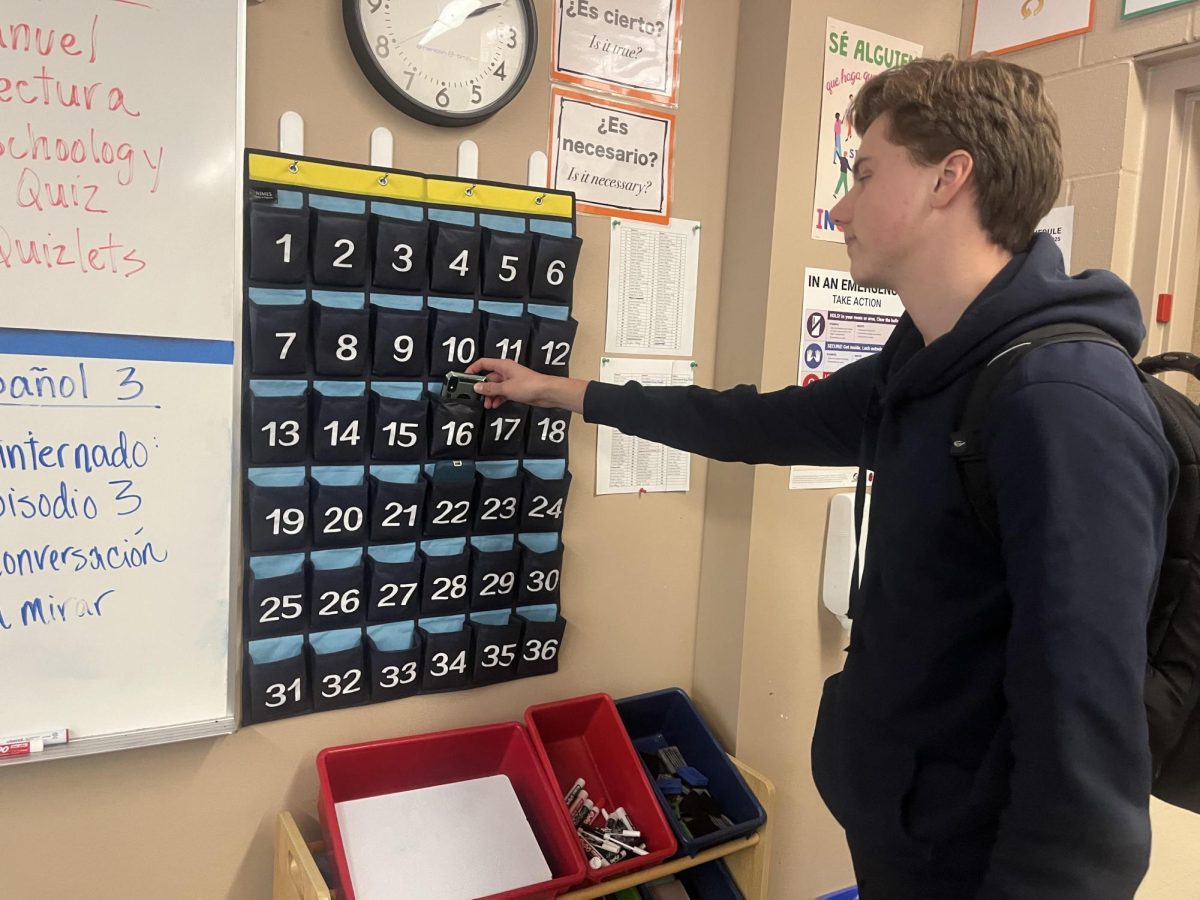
[441,371,486,402]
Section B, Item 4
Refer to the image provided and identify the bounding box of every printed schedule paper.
[596,357,693,495]
[605,217,699,356]
[334,775,551,900]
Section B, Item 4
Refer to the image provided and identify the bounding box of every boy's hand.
[466,358,588,413]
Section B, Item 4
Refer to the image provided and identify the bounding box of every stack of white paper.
[334,774,552,899]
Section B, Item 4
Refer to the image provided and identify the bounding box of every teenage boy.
[469,56,1175,899]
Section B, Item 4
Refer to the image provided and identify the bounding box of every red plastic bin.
[316,722,586,900]
[524,693,678,884]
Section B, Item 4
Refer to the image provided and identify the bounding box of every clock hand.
[465,2,504,18]
[418,0,484,46]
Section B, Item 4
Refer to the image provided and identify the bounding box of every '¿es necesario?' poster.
[813,19,922,244]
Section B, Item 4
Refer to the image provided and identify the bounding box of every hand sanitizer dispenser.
[822,492,869,630]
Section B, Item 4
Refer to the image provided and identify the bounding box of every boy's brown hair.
[851,55,1061,253]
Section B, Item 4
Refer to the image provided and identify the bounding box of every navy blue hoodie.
[583,234,1177,897]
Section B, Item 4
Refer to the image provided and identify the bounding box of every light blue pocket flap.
[248,467,306,487]
[519,534,560,554]
[249,554,305,579]
[530,219,573,238]
[368,543,417,564]
[478,301,525,317]
[311,548,362,571]
[373,382,425,400]
[477,461,520,479]
[528,304,569,321]
[311,466,365,486]
[428,296,475,313]
[371,465,421,484]
[419,615,467,634]
[250,380,307,398]
[368,621,416,651]
[249,635,304,664]
[314,380,366,397]
[249,288,306,306]
[309,195,366,214]
[310,628,362,654]
[517,605,559,623]
[313,291,365,309]
[480,213,526,233]
[471,610,511,627]
[371,293,424,310]
[371,201,424,221]
[421,538,467,557]
[470,535,514,552]
[523,459,568,480]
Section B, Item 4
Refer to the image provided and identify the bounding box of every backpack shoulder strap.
[951,323,1127,539]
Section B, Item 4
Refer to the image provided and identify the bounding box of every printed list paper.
[597,357,693,495]
[605,217,699,356]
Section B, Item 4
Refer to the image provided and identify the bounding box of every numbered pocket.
[311,469,369,549]
[429,308,481,377]
[481,403,528,458]
[472,613,524,686]
[480,229,532,299]
[424,475,475,539]
[248,385,309,465]
[249,206,310,284]
[429,223,481,295]
[530,233,582,303]
[367,623,422,702]
[525,407,571,457]
[473,473,522,536]
[313,301,369,376]
[248,300,310,376]
[372,217,429,292]
[246,637,310,723]
[482,312,531,367]
[419,616,473,693]
[247,470,310,553]
[372,306,429,377]
[310,630,369,712]
[312,210,369,287]
[309,550,366,630]
[470,545,521,612]
[516,608,566,677]
[245,555,308,640]
[529,316,578,377]
[368,472,427,544]
[366,550,423,622]
[518,542,564,606]
[428,394,482,460]
[312,384,368,463]
[420,547,471,617]
[371,391,427,463]
[520,471,570,533]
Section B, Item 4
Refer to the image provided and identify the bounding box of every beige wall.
[0,2,741,897]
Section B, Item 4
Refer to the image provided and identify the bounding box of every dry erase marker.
[0,728,68,747]
[573,799,594,826]
[564,777,586,807]
[567,789,589,818]
[0,738,43,758]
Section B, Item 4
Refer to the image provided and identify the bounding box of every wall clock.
[343,0,538,127]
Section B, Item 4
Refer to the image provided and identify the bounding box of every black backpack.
[951,323,1200,813]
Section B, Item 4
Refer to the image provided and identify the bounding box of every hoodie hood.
[877,232,1146,404]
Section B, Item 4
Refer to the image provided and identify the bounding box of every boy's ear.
[931,149,974,209]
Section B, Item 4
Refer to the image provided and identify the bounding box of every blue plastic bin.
[615,688,766,857]
[677,859,745,898]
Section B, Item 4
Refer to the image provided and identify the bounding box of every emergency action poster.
[791,267,903,490]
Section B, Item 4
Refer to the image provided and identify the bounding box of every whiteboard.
[0,0,243,761]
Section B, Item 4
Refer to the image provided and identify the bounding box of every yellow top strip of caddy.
[248,154,573,220]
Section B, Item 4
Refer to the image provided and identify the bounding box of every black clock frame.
[342,0,539,128]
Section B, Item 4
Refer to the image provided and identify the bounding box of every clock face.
[344,0,538,127]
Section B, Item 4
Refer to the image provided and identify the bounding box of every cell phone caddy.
[241,152,580,723]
